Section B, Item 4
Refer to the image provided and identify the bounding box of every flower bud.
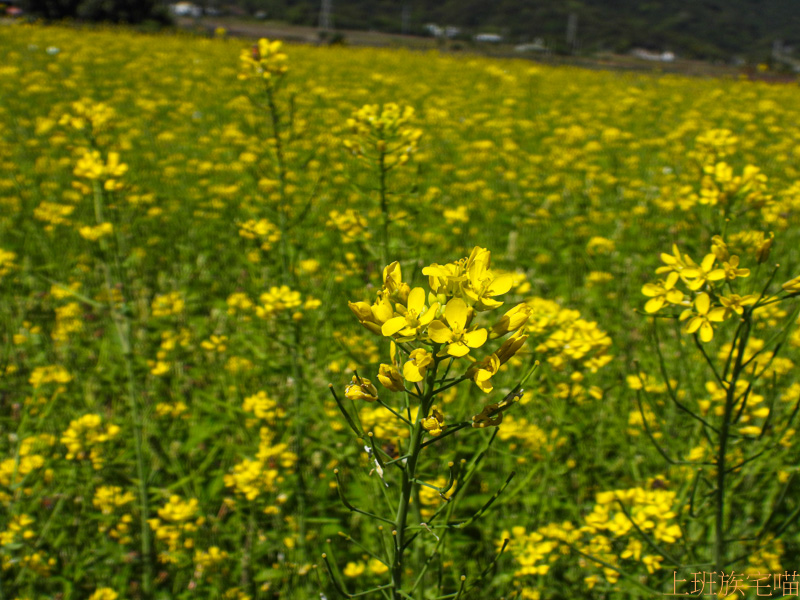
[377,364,405,392]
[756,232,774,264]
[782,275,800,293]
[344,376,378,402]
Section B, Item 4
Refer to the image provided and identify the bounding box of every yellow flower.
[681,254,725,291]
[468,353,501,393]
[421,406,445,436]
[641,272,683,313]
[344,375,378,402]
[681,293,727,343]
[756,232,774,263]
[343,561,365,577]
[381,287,439,339]
[428,298,488,357]
[783,275,800,293]
[490,303,531,338]
[378,363,405,391]
[719,294,757,316]
[403,348,433,383]
[463,247,513,310]
[720,255,749,281]
[368,557,389,575]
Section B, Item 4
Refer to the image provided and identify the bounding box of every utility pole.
[319,0,332,32]
[566,12,578,54]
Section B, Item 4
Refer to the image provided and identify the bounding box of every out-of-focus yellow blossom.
[586,236,615,255]
[93,486,136,515]
[343,103,422,167]
[59,98,115,133]
[73,148,127,191]
[327,209,370,244]
[0,248,17,278]
[79,222,114,241]
[29,365,72,389]
[60,414,120,469]
[783,274,800,293]
[239,38,288,81]
[239,218,281,250]
[368,557,389,575]
[343,561,365,577]
[151,291,185,317]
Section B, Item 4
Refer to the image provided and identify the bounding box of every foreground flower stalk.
[327,248,537,599]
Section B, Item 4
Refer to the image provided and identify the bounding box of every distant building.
[631,48,676,62]
[474,33,503,43]
[170,2,202,18]
[424,24,460,39]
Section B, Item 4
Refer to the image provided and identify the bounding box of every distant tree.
[21,0,170,23]
[20,0,83,20]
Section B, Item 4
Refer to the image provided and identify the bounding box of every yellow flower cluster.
[33,201,75,231]
[73,148,128,191]
[60,414,120,469]
[87,589,118,600]
[238,218,281,251]
[93,485,136,515]
[29,365,72,389]
[327,209,370,244]
[59,98,115,133]
[524,298,612,373]
[151,291,185,317]
[642,235,765,342]
[343,103,422,167]
[242,390,285,423]
[224,428,296,502]
[148,495,205,563]
[78,222,114,242]
[350,248,529,399]
[239,38,288,81]
[0,248,17,279]
[255,286,320,321]
[51,302,84,346]
[505,481,682,591]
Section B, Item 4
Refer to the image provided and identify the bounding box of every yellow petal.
[407,287,425,313]
[463,328,488,348]
[695,293,710,315]
[445,298,469,330]
[447,342,471,358]
[381,316,407,337]
[427,320,452,344]
[487,274,513,296]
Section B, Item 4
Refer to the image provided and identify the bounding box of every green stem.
[92,181,153,597]
[392,357,437,599]
[379,148,389,268]
[715,313,751,571]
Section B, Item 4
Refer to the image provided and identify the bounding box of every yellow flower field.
[1,22,800,600]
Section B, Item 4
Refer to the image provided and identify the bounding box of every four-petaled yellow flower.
[428,298,488,357]
[381,287,439,339]
[641,272,683,313]
[403,348,433,383]
[681,293,727,343]
[719,294,757,316]
[720,256,749,281]
[681,254,725,291]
